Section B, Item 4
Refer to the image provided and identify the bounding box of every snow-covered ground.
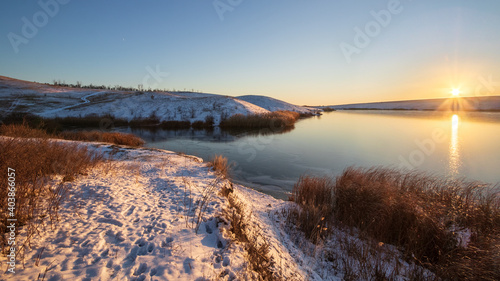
[1,140,432,280]
[0,76,315,125]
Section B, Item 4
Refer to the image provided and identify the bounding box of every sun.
[451,88,461,97]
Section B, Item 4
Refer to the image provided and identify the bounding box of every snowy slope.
[237,95,315,114]
[329,96,500,111]
[40,92,270,125]
[0,76,311,125]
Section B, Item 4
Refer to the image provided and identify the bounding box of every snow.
[237,95,315,114]
[1,141,244,280]
[1,139,434,280]
[0,76,314,125]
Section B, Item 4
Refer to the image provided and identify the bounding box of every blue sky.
[1,0,500,105]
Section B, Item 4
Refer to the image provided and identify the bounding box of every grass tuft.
[208,155,230,179]
[287,176,334,243]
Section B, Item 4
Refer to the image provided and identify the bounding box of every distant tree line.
[47,79,202,93]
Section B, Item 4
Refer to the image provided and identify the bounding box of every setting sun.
[451,88,461,97]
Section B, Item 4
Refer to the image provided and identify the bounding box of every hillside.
[327,96,500,111]
[0,76,313,125]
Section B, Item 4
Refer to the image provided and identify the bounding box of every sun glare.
[451,88,461,97]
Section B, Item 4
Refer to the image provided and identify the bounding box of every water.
[130,111,500,199]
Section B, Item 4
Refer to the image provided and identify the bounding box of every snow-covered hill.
[0,76,314,125]
[328,96,500,111]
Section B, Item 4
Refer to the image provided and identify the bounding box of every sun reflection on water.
[449,114,461,178]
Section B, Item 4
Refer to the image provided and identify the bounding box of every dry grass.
[221,182,276,280]
[208,155,230,179]
[220,111,300,130]
[0,136,103,257]
[0,122,50,138]
[59,131,145,147]
[1,123,145,147]
[287,176,334,243]
[288,167,500,280]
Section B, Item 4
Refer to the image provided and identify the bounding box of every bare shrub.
[0,137,103,257]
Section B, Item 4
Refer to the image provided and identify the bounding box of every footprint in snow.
[205,224,213,234]
[134,262,148,276]
[150,268,158,276]
[100,248,109,257]
[123,246,139,267]
[135,238,147,247]
[147,242,155,253]
[183,258,195,274]
[223,256,230,267]
[124,206,136,216]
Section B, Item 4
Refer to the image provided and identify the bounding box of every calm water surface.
[132,111,500,199]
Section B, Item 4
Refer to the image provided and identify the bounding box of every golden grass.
[288,167,500,280]
[58,131,145,146]
[1,123,145,147]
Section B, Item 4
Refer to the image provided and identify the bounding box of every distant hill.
[325,96,500,111]
[0,76,314,125]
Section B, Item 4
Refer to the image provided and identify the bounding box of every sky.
[1,0,500,105]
